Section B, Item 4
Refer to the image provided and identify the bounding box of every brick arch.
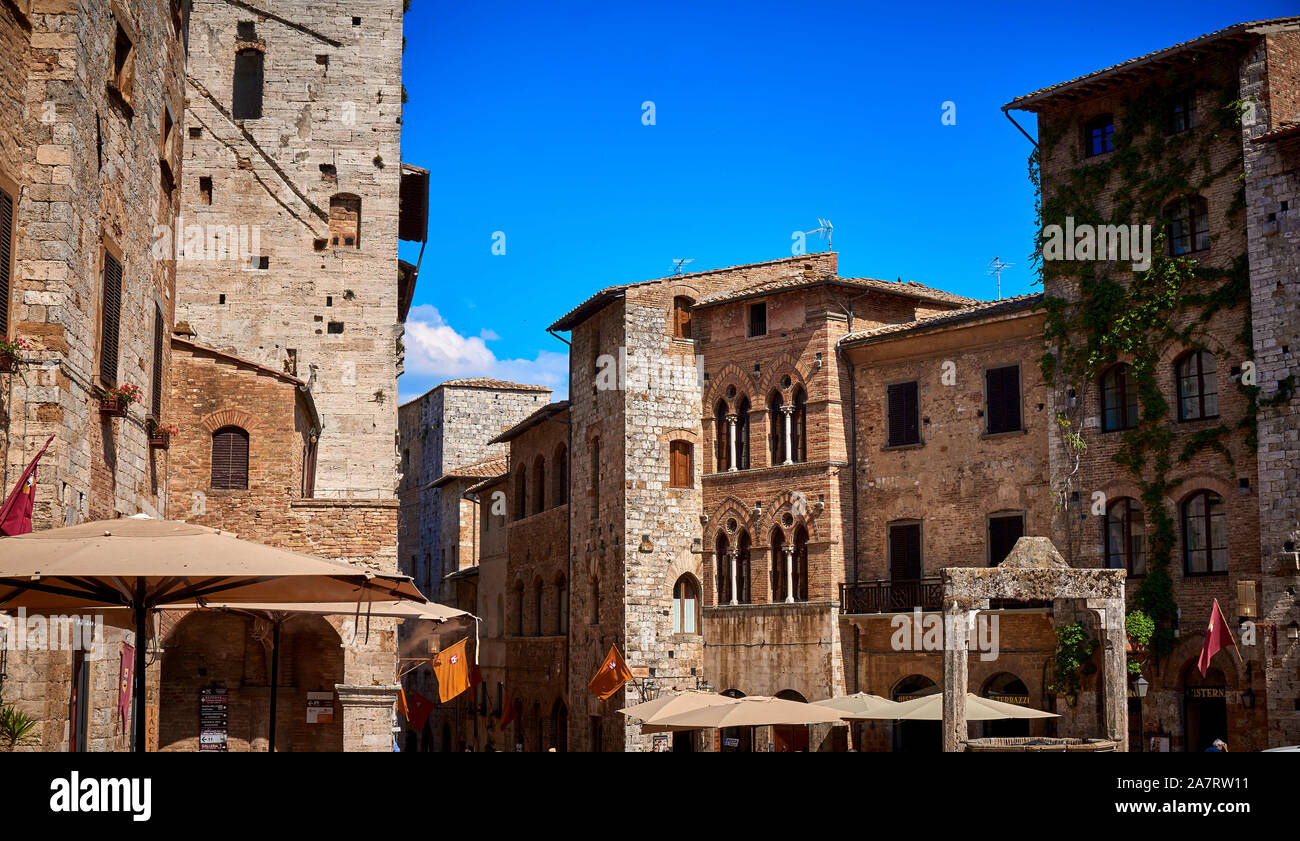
[758,489,819,544]
[1158,338,1235,369]
[708,495,754,550]
[200,408,261,434]
[660,427,700,445]
[705,362,756,416]
[756,353,810,403]
[1173,474,1233,503]
[665,547,702,589]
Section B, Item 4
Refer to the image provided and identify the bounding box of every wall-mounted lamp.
[814,352,823,371]
[1133,673,1149,699]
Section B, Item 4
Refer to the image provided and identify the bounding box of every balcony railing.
[839,577,942,614]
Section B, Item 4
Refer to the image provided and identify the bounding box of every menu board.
[199,688,229,752]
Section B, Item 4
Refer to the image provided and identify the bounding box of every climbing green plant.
[1031,58,1256,662]
[1125,609,1155,675]
[1048,621,1097,699]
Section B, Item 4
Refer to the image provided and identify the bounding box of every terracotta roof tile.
[431,455,510,488]
[695,274,978,309]
[439,378,551,392]
[838,294,1044,346]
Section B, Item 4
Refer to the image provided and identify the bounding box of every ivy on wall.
[1031,59,1255,661]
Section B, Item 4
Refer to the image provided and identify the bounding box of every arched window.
[532,454,546,514]
[512,581,524,636]
[672,296,693,339]
[1176,350,1218,421]
[533,577,544,636]
[555,575,568,634]
[714,400,728,472]
[735,530,752,604]
[1166,195,1210,256]
[232,48,263,120]
[329,194,361,248]
[671,574,699,634]
[715,533,731,605]
[1100,364,1139,431]
[768,392,784,465]
[792,387,807,463]
[514,466,527,520]
[1084,113,1114,157]
[210,426,249,489]
[1183,491,1227,574]
[735,397,751,470]
[792,525,809,601]
[553,444,568,506]
[1105,498,1146,575]
[769,527,786,601]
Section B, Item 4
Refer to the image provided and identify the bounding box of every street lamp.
[1133,674,1150,699]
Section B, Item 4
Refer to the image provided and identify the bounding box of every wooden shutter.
[986,366,1021,434]
[674,299,692,339]
[889,523,921,580]
[211,426,249,489]
[887,382,919,446]
[670,441,690,488]
[150,304,164,418]
[0,187,12,337]
[100,251,122,387]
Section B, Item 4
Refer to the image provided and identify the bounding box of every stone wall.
[1242,30,1300,748]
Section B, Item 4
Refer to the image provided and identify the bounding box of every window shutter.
[211,427,249,489]
[100,252,123,387]
[0,187,13,337]
[669,441,690,488]
[150,304,164,418]
[889,524,921,580]
[986,366,1020,434]
[887,382,918,446]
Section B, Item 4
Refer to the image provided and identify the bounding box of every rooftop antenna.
[672,258,694,276]
[987,256,1013,299]
[808,218,834,252]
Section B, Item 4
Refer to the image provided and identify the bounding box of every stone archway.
[159,610,346,752]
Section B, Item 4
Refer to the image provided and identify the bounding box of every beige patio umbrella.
[811,692,902,719]
[891,692,1059,721]
[620,690,735,731]
[650,695,847,729]
[0,517,426,752]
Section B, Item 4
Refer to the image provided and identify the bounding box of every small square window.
[352,16,361,26]
[236,20,257,41]
[188,126,202,138]
[250,255,269,270]
[327,321,344,334]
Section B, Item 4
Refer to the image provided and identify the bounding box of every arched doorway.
[981,672,1031,738]
[891,675,940,752]
[159,611,345,751]
[773,689,809,752]
[719,689,752,752]
[1183,665,1227,752]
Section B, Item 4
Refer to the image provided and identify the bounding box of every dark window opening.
[1176,350,1218,421]
[0,186,13,337]
[985,365,1021,434]
[232,49,264,121]
[1167,93,1196,134]
[1166,195,1210,256]
[748,302,767,337]
[236,20,257,41]
[188,126,202,139]
[1105,498,1146,575]
[319,163,337,182]
[987,513,1024,567]
[99,250,123,387]
[888,521,922,582]
[211,426,250,489]
[887,381,920,446]
[1084,114,1114,157]
[109,20,136,109]
[199,176,212,205]
[1182,491,1227,575]
[327,321,343,334]
[150,303,164,419]
[1100,363,1138,431]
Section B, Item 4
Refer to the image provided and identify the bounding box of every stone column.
[726,415,738,472]
[781,405,794,465]
[336,684,401,752]
[728,549,739,605]
[941,600,970,752]
[1096,599,1129,752]
[783,545,795,603]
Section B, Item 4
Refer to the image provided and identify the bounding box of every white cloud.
[400,305,568,401]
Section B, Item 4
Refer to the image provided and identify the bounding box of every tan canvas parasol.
[891,692,1059,721]
[0,517,426,752]
[810,692,903,720]
[619,690,735,731]
[649,695,847,729]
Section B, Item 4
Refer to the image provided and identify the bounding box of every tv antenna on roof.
[672,258,695,276]
[987,256,1014,299]
[808,218,834,252]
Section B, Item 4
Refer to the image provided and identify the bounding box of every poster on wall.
[199,688,229,752]
[306,691,335,724]
[652,734,669,752]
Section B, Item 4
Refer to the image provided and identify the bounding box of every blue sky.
[395,0,1291,403]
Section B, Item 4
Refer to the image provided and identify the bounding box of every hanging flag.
[469,661,483,690]
[588,644,632,700]
[118,643,134,731]
[396,688,410,723]
[1197,598,1239,677]
[499,694,517,730]
[0,435,54,536]
[433,637,472,703]
[406,691,434,731]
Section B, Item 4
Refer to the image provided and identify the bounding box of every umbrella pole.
[133,582,146,754]
[268,621,280,753]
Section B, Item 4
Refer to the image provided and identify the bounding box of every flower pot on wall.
[99,397,127,418]
[149,430,170,450]
[0,356,15,374]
